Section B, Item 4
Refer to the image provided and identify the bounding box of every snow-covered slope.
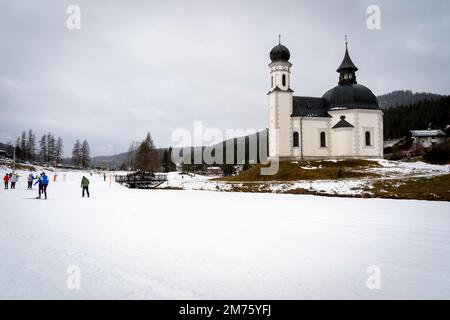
[0,168,449,299]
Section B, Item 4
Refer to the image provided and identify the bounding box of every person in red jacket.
[3,174,9,189]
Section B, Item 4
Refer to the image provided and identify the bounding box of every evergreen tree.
[135,133,159,171]
[39,134,47,162]
[161,149,169,172]
[72,140,81,167]
[27,129,36,162]
[47,132,55,163]
[55,137,64,165]
[80,140,90,168]
[167,147,176,171]
[20,131,27,160]
[15,137,23,160]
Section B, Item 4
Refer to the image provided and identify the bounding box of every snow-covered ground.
[0,167,450,299]
[162,159,450,196]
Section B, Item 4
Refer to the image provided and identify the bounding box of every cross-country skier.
[81,176,90,197]
[34,172,49,199]
[3,174,9,189]
[10,173,18,189]
[27,174,34,189]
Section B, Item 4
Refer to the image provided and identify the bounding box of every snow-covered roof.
[410,130,446,137]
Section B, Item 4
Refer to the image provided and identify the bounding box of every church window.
[282,74,286,87]
[349,74,353,79]
[320,132,326,148]
[293,132,299,147]
[365,131,371,146]
[344,73,349,79]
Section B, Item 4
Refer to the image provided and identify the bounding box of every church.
[268,38,384,160]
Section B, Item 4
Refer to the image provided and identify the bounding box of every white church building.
[268,39,384,160]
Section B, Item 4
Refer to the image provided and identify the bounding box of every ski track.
[0,168,449,299]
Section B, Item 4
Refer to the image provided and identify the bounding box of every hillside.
[383,95,450,140]
[377,90,446,109]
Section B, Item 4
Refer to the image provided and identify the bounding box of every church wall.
[291,117,330,158]
[328,110,357,157]
[277,92,293,158]
[357,109,384,158]
[328,109,383,158]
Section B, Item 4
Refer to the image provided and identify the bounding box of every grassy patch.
[365,174,450,201]
[217,159,381,182]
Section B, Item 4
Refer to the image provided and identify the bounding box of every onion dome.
[270,35,290,62]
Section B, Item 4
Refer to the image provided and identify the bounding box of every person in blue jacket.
[34,172,49,199]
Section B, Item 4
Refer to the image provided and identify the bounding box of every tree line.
[71,140,91,168]
[383,96,450,140]
[4,129,64,165]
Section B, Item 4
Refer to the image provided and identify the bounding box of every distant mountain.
[377,90,447,109]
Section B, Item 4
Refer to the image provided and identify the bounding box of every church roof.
[332,115,354,129]
[291,96,329,117]
[322,84,379,110]
[337,45,358,73]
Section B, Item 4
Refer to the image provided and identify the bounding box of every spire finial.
[345,35,348,49]
[278,34,281,45]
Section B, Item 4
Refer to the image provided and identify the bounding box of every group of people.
[3,172,19,189]
[3,170,92,200]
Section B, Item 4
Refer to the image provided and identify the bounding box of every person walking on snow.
[3,174,9,189]
[10,173,18,189]
[27,174,34,189]
[81,176,90,198]
[34,172,49,199]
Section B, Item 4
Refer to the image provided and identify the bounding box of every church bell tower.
[268,36,293,159]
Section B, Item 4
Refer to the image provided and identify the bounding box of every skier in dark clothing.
[27,174,34,189]
[103,173,106,181]
[81,176,90,197]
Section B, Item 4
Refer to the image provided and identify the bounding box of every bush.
[423,140,450,164]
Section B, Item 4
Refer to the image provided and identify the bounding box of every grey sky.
[1,0,449,156]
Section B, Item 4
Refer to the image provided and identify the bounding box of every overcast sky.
[1,0,449,156]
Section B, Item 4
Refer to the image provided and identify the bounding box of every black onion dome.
[270,44,290,62]
[322,84,379,110]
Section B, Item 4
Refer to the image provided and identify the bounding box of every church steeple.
[337,36,358,85]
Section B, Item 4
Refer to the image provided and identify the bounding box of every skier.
[3,174,9,189]
[103,173,106,181]
[10,173,18,189]
[34,172,49,199]
[81,176,90,198]
[27,174,34,189]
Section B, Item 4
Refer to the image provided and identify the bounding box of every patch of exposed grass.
[217,159,381,182]
[0,160,37,172]
[365,174,450,201]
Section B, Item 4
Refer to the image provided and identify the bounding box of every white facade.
[268,44,384,160]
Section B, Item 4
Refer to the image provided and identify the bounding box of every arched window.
[365,131,371,146]
[320,132,326,148]
[282,74,286,87]
[293,132,299,147]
